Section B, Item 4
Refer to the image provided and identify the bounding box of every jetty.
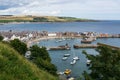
[74,43,120,50]
[97,43,120,50]
[47,44,71,50]
[74,44,98,49]
[48,46,70,50]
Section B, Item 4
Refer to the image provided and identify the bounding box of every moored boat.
[56,39,63,42]
[64,69,71,75]
[73,56,79,60]
[62,57,68,60]
[64,54,70,57]
[57,72,64,75]
[86,60,91,66]
[70,59,76,65]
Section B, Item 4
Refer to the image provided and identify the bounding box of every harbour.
[0,0,120,79]
[0,21,120,79]
[38,38,120,78]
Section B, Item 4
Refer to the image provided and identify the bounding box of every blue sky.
[0,0,120,20]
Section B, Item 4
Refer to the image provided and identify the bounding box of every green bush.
[0,35,3,41]
[10,39,27,55]
[30,45,57,76]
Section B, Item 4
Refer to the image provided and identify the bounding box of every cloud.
[50,10,61,15]
[0,0,120,19]
[0,0,61,15]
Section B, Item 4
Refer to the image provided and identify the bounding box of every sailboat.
[62,53,70,61]
[62,57,68,60]
[73,56,79,60]
[72,50,79,61]
[70,59,76,65]
[70,50,79,65]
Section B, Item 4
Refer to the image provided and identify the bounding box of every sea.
[0,21,120,34]
[0,21,120,78]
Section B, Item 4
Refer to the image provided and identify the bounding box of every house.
[3,36,9,41]
[10,34,20,40]
[48,33,57,37]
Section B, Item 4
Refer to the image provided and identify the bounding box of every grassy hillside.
[0,42,58,80]
[0,15,96,23]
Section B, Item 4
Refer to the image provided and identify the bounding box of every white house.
[10,34,20,40]
[28,33,33,38]
[48,33,57,37]
[3,37,9,41]
[20,37,28,41]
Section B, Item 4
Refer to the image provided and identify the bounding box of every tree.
[82,46,120,80]
[29,45,57,76]
[0,35,4,41]
[10,39,28,55]
[30,45,51,61]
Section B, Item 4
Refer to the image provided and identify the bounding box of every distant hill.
[0,15,97,23]
[0,42,58,80]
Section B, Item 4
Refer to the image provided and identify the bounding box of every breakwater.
[74,43,120,50]
[97,43,120,50]
[74,44,98,48]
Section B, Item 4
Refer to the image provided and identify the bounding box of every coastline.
[26,35,120,48]
[0,20,99,25]
[2,20,120,25]
[27,36,60,48]
[0,22,77,25]
[26,36,80,48]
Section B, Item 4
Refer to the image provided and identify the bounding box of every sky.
[0,0,120,20]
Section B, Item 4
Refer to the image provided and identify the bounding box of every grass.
[0,15,96,23]
[0,42,58,80]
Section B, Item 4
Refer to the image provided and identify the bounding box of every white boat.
[64,54,70,57]
[68,77,75,80]
[57,72,64,75]
[73,56,79,60]
[46,48,50,50]
[70,60,76,65]
[56,40,63,42]
[66,38,71,40]
[62,57,68,60]
[86,60,91,66]
[66,47,70,50]
[62,38,66,40]
[70,50,79,65]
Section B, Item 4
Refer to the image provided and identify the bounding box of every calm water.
[0,21,120,34]
[38,38,120,78]
[0,21,120,78]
